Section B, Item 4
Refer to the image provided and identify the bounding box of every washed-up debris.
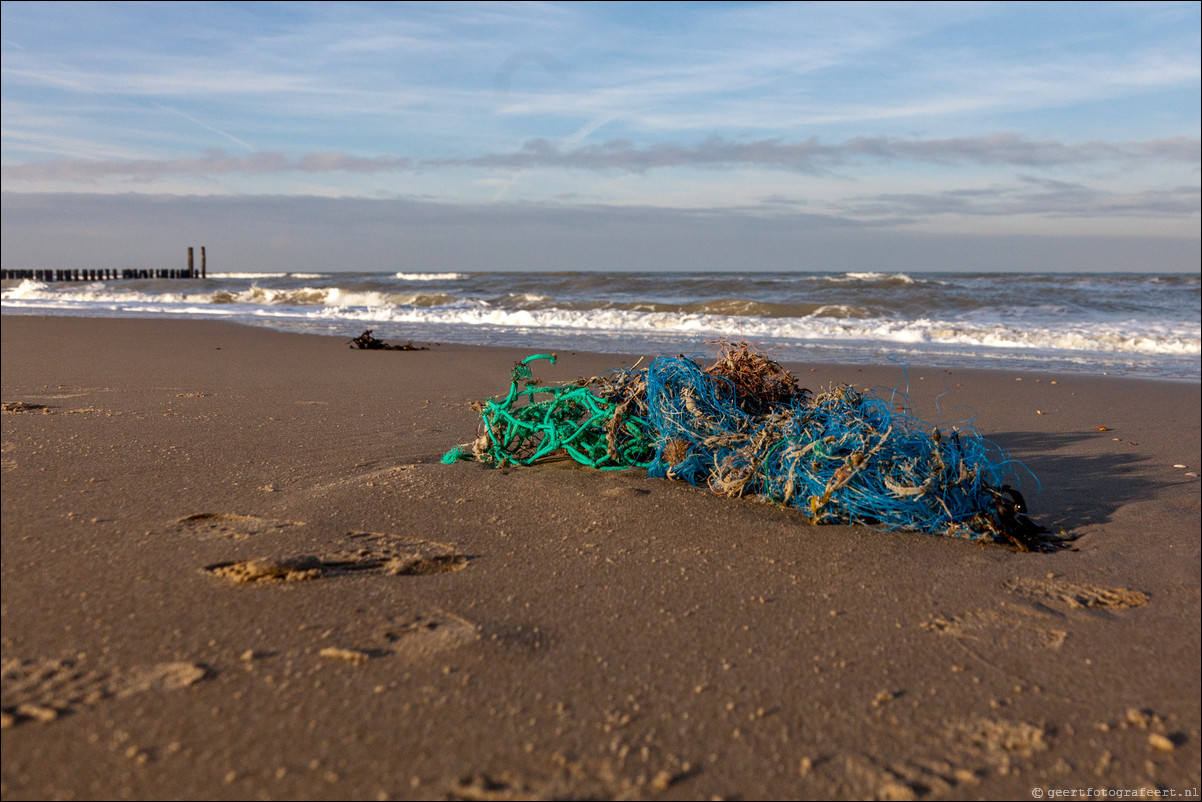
[443,343,1055,550]
[2,401,50,413]
[349,330,428,351]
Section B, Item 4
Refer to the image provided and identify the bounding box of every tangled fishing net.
[442,343,1053,550]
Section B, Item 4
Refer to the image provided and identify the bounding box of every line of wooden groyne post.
[1,247,207,282]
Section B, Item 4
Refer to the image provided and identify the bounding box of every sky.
[1,1,1199,273]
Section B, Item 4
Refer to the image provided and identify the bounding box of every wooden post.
[201,246,206,279]
[188,247,194,278]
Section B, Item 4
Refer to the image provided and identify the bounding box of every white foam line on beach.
[6,292,1194,358]
[5,269,1197,361]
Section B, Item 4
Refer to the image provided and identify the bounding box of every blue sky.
[1,1,1199,272]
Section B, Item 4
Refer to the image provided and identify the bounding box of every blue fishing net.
[444,344,1051,550]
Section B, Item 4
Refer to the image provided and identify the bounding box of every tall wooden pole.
[188,247,194,277]
[201,246,206,279]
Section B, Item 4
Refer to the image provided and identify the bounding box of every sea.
[2,270,1199,381]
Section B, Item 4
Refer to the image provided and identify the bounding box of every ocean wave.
[206,271,328,279]
[682,298,783,317]
[812,304,872,319]
[395,272,466,281]
[207,272,292,279]
[2,279,50,297]
[552,299,875,319]
[828,272,919,285]
[2,281,457,310]
[4,270,1196,377]
[322,288,456,308]
[104,300,1189,358]
[506,292,553,305]
[678,299,873,319]
[4,283,1196,357]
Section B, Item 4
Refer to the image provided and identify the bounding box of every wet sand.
[2,315,1199,800]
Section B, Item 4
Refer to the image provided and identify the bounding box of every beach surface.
[2,316,1199,800]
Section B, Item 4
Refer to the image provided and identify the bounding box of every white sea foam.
[205,303,1202,356]
[4,271,1197,378]
[4,284,1197,358]
[3,279,49,296]
[508,293,553,303]
[1,281,456,310]
[832,272,917,284]
[812,304,870,318]
[394,272,466,281]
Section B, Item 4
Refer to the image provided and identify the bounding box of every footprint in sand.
[206,555,325,583]
[922,608,1068,650]
[1,401,51,414]
[203,533,474,666]
[170,512,304,540]
[1003,577,1148,611]
[832,718,1048,800]
[923,576,1146,652]
[290,611,483,669]
[203,531,468,583]
[277,612,480,668]
[1,656,207,728]
[444,753,691,801]
[36,387,112,401]
[376,612,480,660]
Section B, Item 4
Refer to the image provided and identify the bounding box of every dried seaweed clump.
[349,330,428,351]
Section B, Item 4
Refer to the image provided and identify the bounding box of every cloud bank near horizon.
[5,133,1198,182]
[3,192,1197,275]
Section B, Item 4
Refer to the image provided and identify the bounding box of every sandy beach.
[2,315,1198,800]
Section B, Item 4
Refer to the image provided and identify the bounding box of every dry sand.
[1,315,1199,800]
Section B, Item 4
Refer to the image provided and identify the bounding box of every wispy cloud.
[5,134,1196,184]
[1,1,1197,255]
[4,2,1197,152]
[1,150,413,182]
[157,107,257,153]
